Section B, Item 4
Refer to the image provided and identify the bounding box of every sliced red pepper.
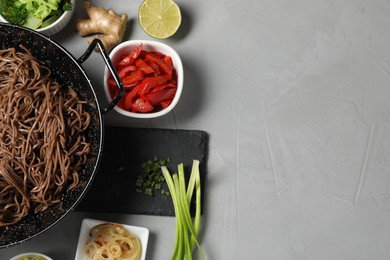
[146,88,177,106]
[138,50,148,59]
[145,53,173,78]
[108,84,119,99]
[148,61,161,76]
[152,81,176,93]
[117,91,127,109]
[131,98,154,113]
[135,58,154,74]
[117,44,142,67]
[107,77,117,88]
[153,51,165,58]
[160,99,172,108]
[138,75,170,95]
[124,82,139,90]
[124,85,140,110]
[122,70,144,86]
[163,55,173,67]
[118,65,138,78]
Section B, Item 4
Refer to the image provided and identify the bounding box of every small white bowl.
[0,0,75,37]
[75,218,149,260]
[104,40,184,119]
[10,252,53,260]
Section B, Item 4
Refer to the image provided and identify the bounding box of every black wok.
[0,23,124,248]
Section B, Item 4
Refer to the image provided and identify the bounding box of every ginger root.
[75,2,128,52]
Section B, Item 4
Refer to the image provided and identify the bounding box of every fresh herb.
[135,156,171,196]
[161,160,204,260]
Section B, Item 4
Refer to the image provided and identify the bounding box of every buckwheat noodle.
[85,223,141,260]
[0,46,91,227]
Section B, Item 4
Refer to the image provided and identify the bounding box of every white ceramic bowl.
[75,218,149,260]
[0,0,75,37]
[104,40,184,119]
[10,252,53,260]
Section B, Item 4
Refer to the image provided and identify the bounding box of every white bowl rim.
[0,0,75,32]
[104,39,184,119]
[10,252,53,260]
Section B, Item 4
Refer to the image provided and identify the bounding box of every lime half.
[138,0,182,39]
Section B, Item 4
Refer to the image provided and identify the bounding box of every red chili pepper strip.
[124,82,139,90]
[117,44,142,67]
[138,75,170,95]
[138,50,148,59]
[122,70,144,87]
[163,55,173,67]
[118,65,138,78]
[148,61,161,75]
[108,83,119,99]
[107,77,117,88]
[135,58,154,74]
[124,85,140,110]
[146,88,177,106]
[132,98,154,113]
[145,53,173,78]
[152,81,176,93]
[154,51,165,58]
[118,92,127,108]
[160,99,172,108]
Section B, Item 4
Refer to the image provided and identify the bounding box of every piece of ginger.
[75,1,128,52]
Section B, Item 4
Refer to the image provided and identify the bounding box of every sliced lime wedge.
[138,0,182,39]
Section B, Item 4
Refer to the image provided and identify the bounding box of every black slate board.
[76,127,208,216]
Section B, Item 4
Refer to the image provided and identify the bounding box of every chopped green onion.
[143,180,152,187]
[135,179,143,187]
[135,156,171,196]
[161,189,170,195]
[144,188,154,196]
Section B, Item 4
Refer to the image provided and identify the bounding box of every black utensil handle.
[77,39,124,114]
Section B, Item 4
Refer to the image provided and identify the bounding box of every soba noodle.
[0,46,91,227]
[85,223,142,260]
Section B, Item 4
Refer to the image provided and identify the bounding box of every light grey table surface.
[3,0,390,259]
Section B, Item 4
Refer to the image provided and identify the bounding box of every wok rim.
[0,22,105,248]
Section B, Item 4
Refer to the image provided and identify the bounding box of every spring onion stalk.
[191,161,202,250]
[161,160,205,260]
[174,174,192,259]
[162,168,182,259]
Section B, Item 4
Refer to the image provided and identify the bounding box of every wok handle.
[77,39,124,114]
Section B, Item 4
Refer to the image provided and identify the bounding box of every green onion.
[144,188,154,196]
[135,156,170,196]
[161,160,205,260]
